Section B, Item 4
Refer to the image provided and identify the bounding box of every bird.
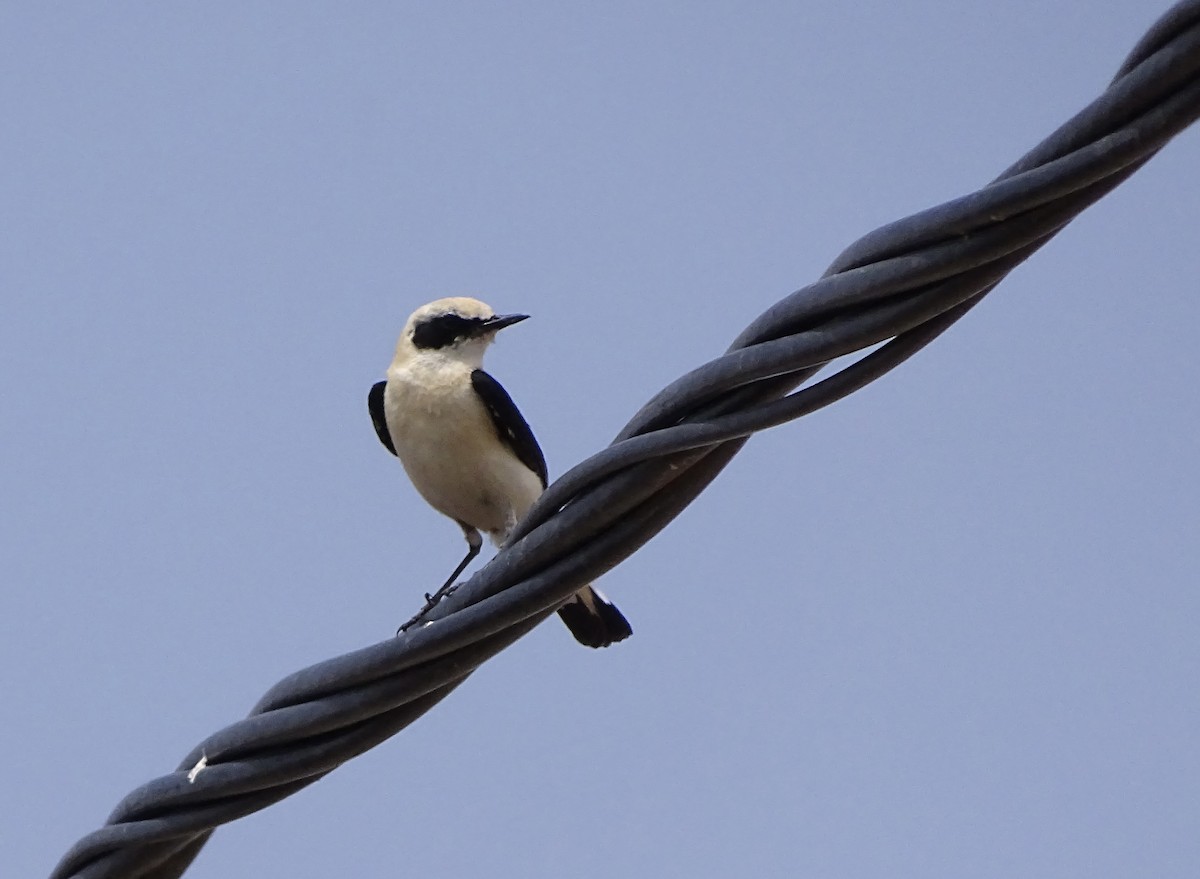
[369,296,633,648]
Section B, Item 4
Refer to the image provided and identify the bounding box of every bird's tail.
[557,585,633,648]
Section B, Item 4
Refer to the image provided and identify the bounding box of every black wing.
[368,381,397,456]
[471,369,548,488]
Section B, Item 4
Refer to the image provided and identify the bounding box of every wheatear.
[370,297,632,648]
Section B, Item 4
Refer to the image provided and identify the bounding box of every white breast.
[384,356,543,543]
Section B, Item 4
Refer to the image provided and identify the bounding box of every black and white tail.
[557,585,633,648]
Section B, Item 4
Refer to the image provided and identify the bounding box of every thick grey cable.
[51,5,1200,877]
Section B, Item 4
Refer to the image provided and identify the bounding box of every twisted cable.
[51,5,1200,876]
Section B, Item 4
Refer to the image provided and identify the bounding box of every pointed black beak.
[483,313,530,331]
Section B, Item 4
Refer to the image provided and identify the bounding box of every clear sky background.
[4,3,1198,878]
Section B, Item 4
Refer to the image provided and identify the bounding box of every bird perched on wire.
[369,297,632,648]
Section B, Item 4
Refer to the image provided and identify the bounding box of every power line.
[51,4,1200,876]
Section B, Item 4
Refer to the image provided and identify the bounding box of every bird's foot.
[395,583,461,636]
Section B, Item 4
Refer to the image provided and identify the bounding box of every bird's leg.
[426,524,482,601]
[398,525,482,635]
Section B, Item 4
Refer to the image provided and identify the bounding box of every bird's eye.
[411,314,486,350]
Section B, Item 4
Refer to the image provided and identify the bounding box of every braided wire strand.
[51,4,1200,877]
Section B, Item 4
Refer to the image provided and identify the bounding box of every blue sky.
[4,4,1198,877]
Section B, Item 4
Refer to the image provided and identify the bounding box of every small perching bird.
[369,297,633,648]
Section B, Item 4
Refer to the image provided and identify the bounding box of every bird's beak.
[484,313,530,331]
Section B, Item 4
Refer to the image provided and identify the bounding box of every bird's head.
[394,297,529,368]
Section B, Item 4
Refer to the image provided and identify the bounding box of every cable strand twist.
[51,5,1200,876]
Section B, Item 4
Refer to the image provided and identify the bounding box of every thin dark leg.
[427,525,482,601]
[397,524,482,634]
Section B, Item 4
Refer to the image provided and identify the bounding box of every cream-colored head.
[391,297,529,369]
